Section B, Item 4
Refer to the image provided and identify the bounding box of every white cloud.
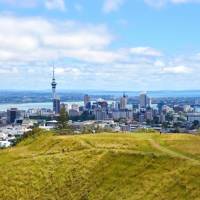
[144,0,200,8]
[103,0,124,13]
[130,47,162,57]
[171,0,200,3]
[0,15,115,63]
[0,0,67,11]
[0,15,199,90]
[162,65,192,74]
[45,0,66,11]
[144,0,167,8]
[0,66,19,74]
[154,60,165,67]
[0,0,38,8]
[55,67,81,77]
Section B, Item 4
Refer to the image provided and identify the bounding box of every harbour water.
[0,102,84,111]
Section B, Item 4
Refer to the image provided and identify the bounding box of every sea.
[0,90,200,111]
[0,102,84,112]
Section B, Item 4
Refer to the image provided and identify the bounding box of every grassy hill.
[0,130,200,200]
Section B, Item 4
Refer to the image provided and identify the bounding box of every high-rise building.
[120,93,128,110]
[53,98,61,114]
[158,101,164,114]
[84,94,90,106]
[139,92,151,109]
[95,110,107,121]
[71,104,79,111]
[7,108,20,124]
[145,110,153,121]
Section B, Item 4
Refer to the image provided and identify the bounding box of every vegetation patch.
[0,131,200,200]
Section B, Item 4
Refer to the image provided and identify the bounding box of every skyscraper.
[7,108,20,124]
[139,92,151,109]
[120,93,128,110]
[53,98,61,114]
[84,94,90,107]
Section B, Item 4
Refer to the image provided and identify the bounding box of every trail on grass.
[149,138,200,165]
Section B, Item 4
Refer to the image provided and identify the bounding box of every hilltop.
[0,130,200,200]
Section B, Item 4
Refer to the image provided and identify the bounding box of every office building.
[84,94,90,107]
[95,110,108,121]
[187,113,200,122]
[7,108,20,124]
[69,109,80,117]
[120,93,128,110]
[139,92,151,109]
[53,98,61,114]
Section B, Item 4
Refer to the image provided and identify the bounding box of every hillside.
[0,131,200,200]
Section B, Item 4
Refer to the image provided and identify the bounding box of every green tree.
[162,122,170,129]
[192,120,200,129]
[57,107,69,129]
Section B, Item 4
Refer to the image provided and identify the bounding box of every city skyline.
[0,0,200,90]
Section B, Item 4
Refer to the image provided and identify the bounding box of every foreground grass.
[0,131,200,200]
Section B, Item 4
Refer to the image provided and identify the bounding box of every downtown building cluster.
[2,69,200,147]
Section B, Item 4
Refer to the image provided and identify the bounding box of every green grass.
[0,131,200,200]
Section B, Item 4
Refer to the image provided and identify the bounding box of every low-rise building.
[187,113,200,122]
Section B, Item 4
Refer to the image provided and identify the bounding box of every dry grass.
[0,131,200,200]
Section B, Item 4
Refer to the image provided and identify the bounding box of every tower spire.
[51,65,60,114]
[53,64,55,80]
[51,65,57,99]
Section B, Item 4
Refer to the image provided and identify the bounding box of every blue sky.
[0,0,200,91]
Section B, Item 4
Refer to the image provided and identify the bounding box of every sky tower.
[51,65,57,99]
[51,66,61,114]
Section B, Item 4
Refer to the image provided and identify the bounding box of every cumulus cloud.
[0,66,18,74]
[130,47,162,57]
[103,0,124,13]
[0,0,38,8]
[0,15,115,63]
[0,0,66,11]
[144,0,200,8]
[44,0,66,11]
[162,65,192,74]
[0,15,199,90]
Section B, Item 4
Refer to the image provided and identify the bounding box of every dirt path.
[149,138,200,165]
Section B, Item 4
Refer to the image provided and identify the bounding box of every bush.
[13,128,50,146]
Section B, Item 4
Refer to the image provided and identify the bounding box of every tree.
[165,113,173,122]
[57,107,69,129]
[192,120,200,129]
[162,122,170,129]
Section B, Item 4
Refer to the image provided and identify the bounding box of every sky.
[0,0,200,91]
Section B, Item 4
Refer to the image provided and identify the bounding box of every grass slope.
[0,131,200,200]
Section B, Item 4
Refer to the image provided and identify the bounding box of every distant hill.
[0,131,200,200]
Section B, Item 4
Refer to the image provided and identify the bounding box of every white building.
[187,113,200,122]
[146,111,153,121]
[0,141,11,148]
[71,104,79,111]
[183,105,193,113]
[112,110,133,120]
[95,110,107,121]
